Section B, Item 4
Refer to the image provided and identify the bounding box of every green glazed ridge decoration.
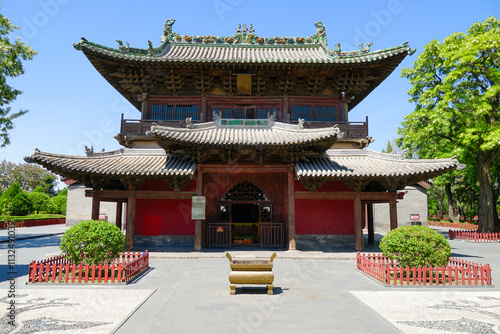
[73,19,416,60]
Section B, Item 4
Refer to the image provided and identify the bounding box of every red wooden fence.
[2,218,66,229]
[449,230,500,242]
[428,221,478,230]
[28,251,149,284]
[357,252,492,286]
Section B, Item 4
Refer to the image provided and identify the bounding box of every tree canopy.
[0,160,58,194]
[0,8,37,147]
[398,17,500,232]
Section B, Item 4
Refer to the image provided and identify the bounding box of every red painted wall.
[295,199,354,235]
[135,198,194,236]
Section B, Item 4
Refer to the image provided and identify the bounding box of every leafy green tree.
[0,8,37,147]
[47,195,67,214]
[57,188,68,197]
[0,182,31,215]
[27,191,50,213]
[381,140,395,154]
[60,220,126,265]
[0,160,57,193]
[398,17,500,232]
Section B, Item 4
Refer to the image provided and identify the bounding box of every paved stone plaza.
[1,225,499,333]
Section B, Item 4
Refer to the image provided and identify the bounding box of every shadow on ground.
[0,264,30,283]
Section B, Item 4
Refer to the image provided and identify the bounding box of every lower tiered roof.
[26,149,196,191]
[26,147,460,192]
[295,150,461,191]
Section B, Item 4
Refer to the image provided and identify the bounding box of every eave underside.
[81,49,408,110]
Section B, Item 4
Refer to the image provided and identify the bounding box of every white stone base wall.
[66,184,125,227]
[373,184,428,233]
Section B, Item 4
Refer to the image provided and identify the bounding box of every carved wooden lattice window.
[221,181,269,201]
[291,105,337,122]
[150,104,200,121]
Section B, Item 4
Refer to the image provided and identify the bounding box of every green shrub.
[60,220,126,265]
[0,182,32,216]
[57,188,68,197]
[47,195,67,214]
[379,225,451,268]
[27,191,50,213]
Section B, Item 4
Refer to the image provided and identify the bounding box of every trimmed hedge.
[379,225,451,268]
[60,220,126,266]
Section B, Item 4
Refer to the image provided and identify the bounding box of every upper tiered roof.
[73,20,415,109]
[74,20,414,64]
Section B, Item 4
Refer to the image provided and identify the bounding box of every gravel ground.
[0,289,154,334]
[352,291,500,334]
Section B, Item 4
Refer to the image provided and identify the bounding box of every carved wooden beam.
[164,176,191,192]
[194,69,214,95]
[90,176,109,190]
[218,148,242,164]
[345,179,370,192]
[299,177,326,192]
[120,177,144,191]
[253,70,268,96]
[380,177,408,192]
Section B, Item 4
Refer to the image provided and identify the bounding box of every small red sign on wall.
[217,227,224,232]
[410,214,420,220]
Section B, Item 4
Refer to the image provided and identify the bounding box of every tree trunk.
[477,157,496,233]
[438,199,443,218]
[492,171,500,228]
[445,182,460,222]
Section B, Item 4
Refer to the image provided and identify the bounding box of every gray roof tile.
[151,121,342,147]
[26,148,196,178]
[295,150,459,180]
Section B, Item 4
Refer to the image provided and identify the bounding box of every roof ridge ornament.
[212,110,221,122]
[267,111,276,121]
[161,19,176,42]
[186,117,193,129]
[314,21,327,45]
[298,118,305,130]
[360,42,373,54]
[116,40,130,52]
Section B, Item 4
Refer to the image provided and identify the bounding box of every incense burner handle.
[270,252,277,262]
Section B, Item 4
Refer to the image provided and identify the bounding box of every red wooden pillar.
[115,201,122,230]
[126,192,136,250]
[389,193,398,230]
[288,168,296,250]
[367,203,374,245]
[194,168,203,251]
[354,192,363,251]
[91,190,100,220]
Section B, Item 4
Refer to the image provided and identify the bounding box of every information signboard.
[191,196,206,220]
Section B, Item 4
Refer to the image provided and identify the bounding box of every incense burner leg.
[267,284,273,295]
[230,284,236,295]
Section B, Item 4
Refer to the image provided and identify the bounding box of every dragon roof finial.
[314,21,327,44]
[163,19,176,35]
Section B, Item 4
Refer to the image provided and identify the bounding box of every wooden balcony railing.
[120,114,368,138]
[120,114,199,135]
[290,116,369,138]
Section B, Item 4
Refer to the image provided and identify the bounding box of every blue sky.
[1,0,499,165]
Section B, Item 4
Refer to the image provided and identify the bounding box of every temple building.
[26,20,459,251]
